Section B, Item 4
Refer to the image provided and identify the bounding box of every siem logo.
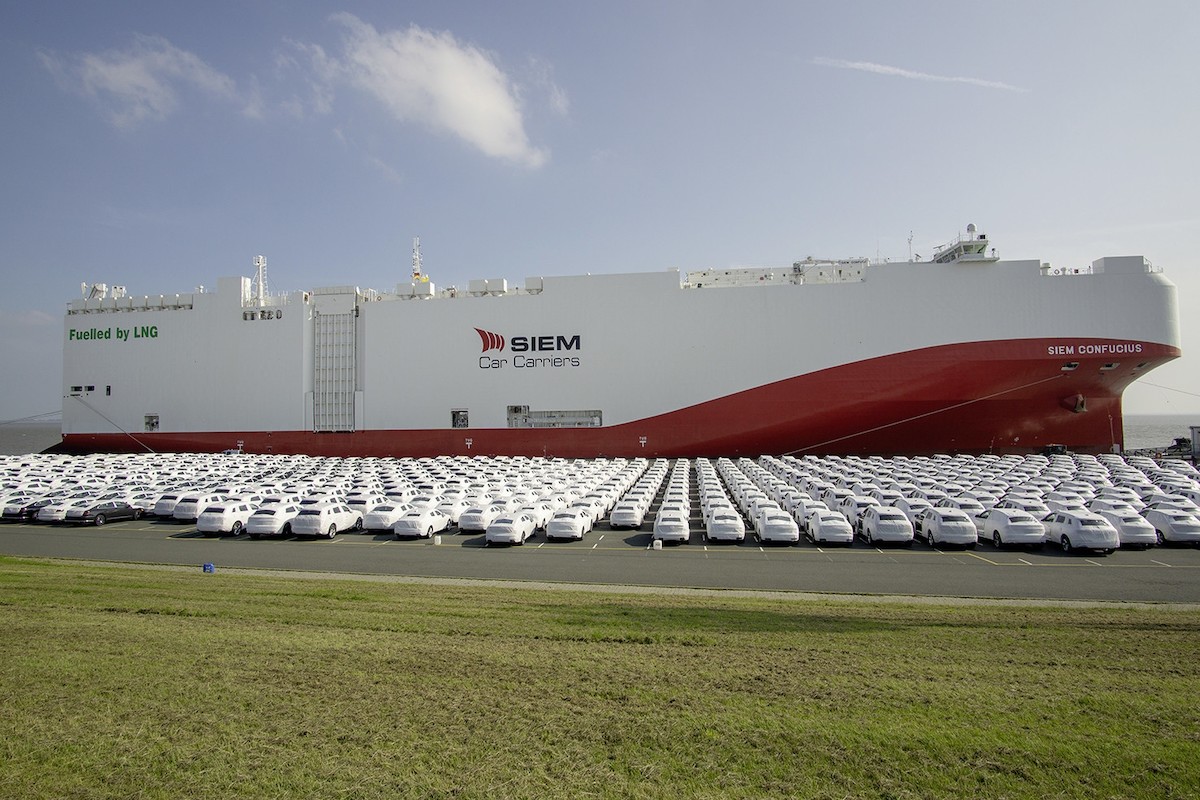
[475,328,506,353]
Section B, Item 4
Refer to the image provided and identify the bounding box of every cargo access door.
[312,309,357,432]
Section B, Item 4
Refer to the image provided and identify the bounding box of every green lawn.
[1,557,1197,799]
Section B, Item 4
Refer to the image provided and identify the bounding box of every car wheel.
[993,532,1002,549]
[865,529,874,546]
[426,527,433,538]
[133,509,143,520]
[94,514,106,527]
[283,523,292,536]
[1156,530,1165,546]
[927,531,936,547]
[354,517,363,531]
[1061,535,1072,553]
[231,521,243,536]
[328,523,338,540]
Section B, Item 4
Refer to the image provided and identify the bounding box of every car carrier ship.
[60,226,1181,457]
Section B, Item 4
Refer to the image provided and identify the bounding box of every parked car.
[609,500,648,530]
[172,493,226,523]
[1094,510,1157,549]
[704,511,746,543]
[1042,511,1120,554]
[859,506,914,546]
[915,507,977,547]
[652,510,691,543]
[517,502,555,530]
[196,502,257,537]
[65,500,143,526]
[546,508,592,541]
[458,504,506,533]
[361,503,414,531]
[893,497,934,527]
[1141,508,1200,546]
[245,503,302,538]
[434,498,469,526]
[485,513,538,545]
[971,508,1046,548]
[805,510,854,545]
[3,498,56,522]
[755,508,801,544]
[393,508,451,539]
[37,498,97,524]
[290,503,362,539]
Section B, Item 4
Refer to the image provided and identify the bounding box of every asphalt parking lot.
[2,517,1198,604]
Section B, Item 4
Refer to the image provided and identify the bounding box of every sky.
[2,1,1198,423]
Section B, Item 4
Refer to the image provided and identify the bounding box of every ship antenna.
[908,231,913,262]
[412,237,423,282]
[253,255,267,307]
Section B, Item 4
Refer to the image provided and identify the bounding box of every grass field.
[1,556,1198,799]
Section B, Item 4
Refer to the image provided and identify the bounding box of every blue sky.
[2,1,1198,422]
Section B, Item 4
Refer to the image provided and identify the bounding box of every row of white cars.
[5,450,1200,553]
[742,451,1200,552]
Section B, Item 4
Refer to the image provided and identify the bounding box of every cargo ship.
[60,226,1181,457]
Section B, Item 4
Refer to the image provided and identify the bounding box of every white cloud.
[330,13,548,168]
[40,34,254,127]
[527,56,569,117]
[813,56,1027,92]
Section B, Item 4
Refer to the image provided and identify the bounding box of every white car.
[609,500,648,529]
[1042,511,1120,554]
[151,491,196,518]
[1142,508,1200,546]
[434,498,469,525]
[546,509,592,541]
[458,504,505,533]
[837,495,881,533]
[36,498,95,523]
[485,514,538,545]
[393,508,451,539]
[974,508,1046,548]
[362,503,414,531]
[172,493,226,523]
[704,512,746,543]
[858,506,914,546]
[652,510,691,543]
[346,494,391,516]
[196,502,257,537]
[893,497,934,527]
[246,503,302,538]
[1095,510,1157,549]
[805,510,854,545]
[755,509,800,544]
[915,507,977,547]
[290,503,362,539]
[517,502,555,529]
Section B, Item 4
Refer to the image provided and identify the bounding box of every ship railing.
[240,292,295,308]
[67,293,195,314]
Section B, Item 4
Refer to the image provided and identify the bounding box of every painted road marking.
[1019,558,1033,565]
[1152,560,1171,567]
[1085,559,1104,567]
